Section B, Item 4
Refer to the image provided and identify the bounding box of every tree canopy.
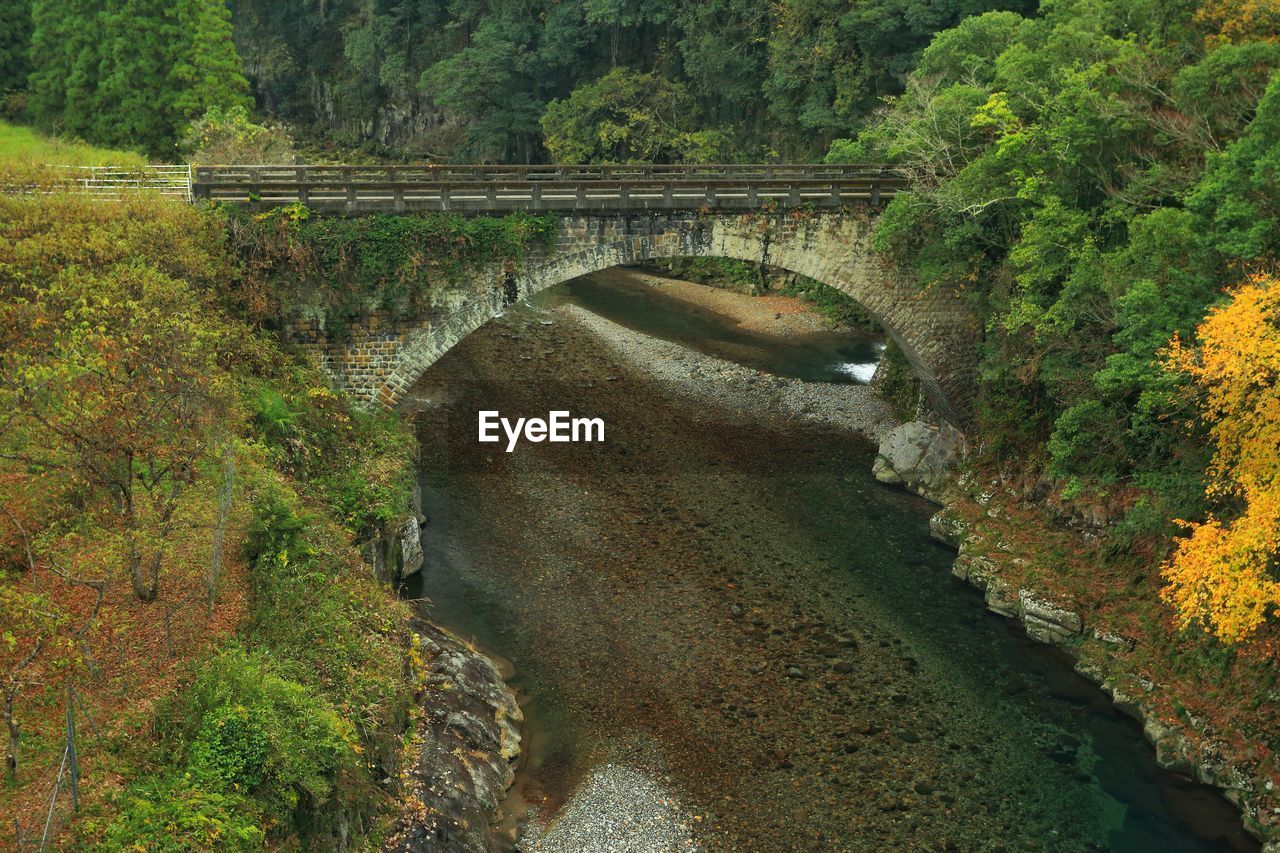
[211,0,1031,161]
[26,0,248,156]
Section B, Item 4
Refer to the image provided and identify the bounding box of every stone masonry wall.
[283,210,980,427]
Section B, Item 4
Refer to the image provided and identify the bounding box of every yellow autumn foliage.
[1196,0,1280,45]
[1163,274,1280,643]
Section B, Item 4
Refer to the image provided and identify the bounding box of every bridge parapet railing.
[191,164,906,212]
[193,163,900,182]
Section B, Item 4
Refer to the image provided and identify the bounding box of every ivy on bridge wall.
[221,204,558,339]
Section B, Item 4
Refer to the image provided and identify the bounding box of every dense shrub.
[184,104,295,164]
[778,276,877,329]
[174,646,358,828]
[246,379,415,538]
[646,257,763,293]
[100,777,265,851]
[241,480,412,768]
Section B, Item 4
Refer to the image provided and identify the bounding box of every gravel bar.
[521,764,703,852]
[555,301,900,443]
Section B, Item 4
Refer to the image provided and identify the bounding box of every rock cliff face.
[384,621,523,853]
[364,479,523,851]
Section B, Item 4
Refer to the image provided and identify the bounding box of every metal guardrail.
[45,165,193,201]
[191,164,906,212]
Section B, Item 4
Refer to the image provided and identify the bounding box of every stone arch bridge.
[195,164,979,427]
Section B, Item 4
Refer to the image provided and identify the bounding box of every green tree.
[842,0,1280,506]
[26,0,99,132]
[418,14,547,162]
[94,0,187,151]
[0,0,31,93]
[27,0,248,155]
[1189,71,1280,262]
[675,0,770,143]
[542,66,728,163]
[173,0,250,123]
[584,0,669,67]
[763,0,1035,156]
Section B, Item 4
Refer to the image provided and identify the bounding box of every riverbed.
[401,269,1253,851]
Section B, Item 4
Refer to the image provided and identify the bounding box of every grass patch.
[0,119,149,167]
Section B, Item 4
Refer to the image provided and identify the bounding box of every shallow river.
[402,271,1254,851]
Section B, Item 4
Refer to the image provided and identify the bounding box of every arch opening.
[337,212,975,427]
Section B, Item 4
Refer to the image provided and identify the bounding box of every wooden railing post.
[193,167,210,202]
[296,167,309,205]
[345,168,356,209]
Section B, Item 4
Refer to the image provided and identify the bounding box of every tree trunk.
[5,690,18,783]
[128,544,159,602]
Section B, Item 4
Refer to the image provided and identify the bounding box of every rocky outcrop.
[384,620,523,853]
[927,511,967,548]
[872,420,965,501]
[1018,588,1083,644]
[361,482,427,582]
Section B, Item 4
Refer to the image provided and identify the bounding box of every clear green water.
[402,273,1255,851]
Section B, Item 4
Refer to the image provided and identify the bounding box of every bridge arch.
[314,211,978,428]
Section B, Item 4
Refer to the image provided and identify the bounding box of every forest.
[1,0,1280,848]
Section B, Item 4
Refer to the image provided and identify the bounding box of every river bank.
[402,269,1252,851]
[914,476,1280,848]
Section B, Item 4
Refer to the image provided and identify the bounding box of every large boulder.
[1018,589,1084,645]
[872,421,965,500]
[928,509,967,549]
